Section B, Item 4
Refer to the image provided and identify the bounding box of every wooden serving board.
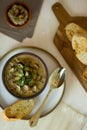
[52,2,87,91]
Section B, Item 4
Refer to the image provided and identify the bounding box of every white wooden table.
[0,0,87,129]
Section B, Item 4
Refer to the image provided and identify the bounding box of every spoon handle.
[29,88,52,127]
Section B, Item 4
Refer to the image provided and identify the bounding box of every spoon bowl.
[29,67,66,127]
[49,67,66,89]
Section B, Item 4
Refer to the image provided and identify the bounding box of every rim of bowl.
[5,2,32,28]
[2,52,48,99]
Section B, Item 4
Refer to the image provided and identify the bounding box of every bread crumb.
[82,68,87,81]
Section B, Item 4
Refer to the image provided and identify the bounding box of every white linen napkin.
[45,101,87,130]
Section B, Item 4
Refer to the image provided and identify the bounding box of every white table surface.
[0,0,87,129]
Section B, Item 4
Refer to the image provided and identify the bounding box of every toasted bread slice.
[76,51,87,65]
[2,99,34,121]
[72,33,87,54]
[65,23,85,41]
[65,23,87,65]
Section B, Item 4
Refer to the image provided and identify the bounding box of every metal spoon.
[29,67,66,127]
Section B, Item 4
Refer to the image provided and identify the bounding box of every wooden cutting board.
[52,2,87,91]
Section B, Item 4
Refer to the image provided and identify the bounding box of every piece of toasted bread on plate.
[2,99,34,121]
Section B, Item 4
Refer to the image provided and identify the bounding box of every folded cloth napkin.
[45,101,87,130]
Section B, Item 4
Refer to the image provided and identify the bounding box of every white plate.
[0,46,65,117]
